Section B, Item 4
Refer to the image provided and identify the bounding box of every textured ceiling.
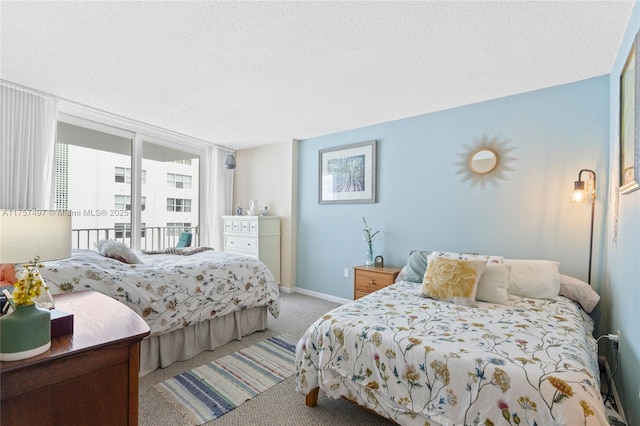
[1,1,636,149]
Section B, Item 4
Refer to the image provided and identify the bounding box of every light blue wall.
[297,76,609,301]
[606,2,640,425]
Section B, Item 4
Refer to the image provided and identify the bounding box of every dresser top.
[0,291,150,372]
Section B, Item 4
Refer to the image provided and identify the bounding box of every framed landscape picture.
[620,31,640,194]
[318,140,377,204]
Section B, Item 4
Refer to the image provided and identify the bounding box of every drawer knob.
[369,280,375,285]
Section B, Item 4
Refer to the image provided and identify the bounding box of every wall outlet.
[616,330,621,354]
[343,268,349,278]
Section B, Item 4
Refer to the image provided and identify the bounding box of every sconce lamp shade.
[571,169,596,204]
[224,154,236,169]
[0,211,72,263]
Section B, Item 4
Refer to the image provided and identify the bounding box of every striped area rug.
[156,335,297,425]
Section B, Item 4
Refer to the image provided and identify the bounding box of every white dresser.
[222,216,281,284]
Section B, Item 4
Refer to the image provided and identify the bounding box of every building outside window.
[166,222,192,237]
[115,195,146,211]
[115,167,146,184]
[167,173,192,189]
[167,198,191,212]
[115,222,146,239]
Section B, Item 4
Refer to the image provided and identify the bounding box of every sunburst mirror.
[454,134,516,189]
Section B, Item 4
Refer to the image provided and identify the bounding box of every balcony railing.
[71,226,200,251]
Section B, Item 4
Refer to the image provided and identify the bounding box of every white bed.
[296,251,606,425]
[38,248,280,374]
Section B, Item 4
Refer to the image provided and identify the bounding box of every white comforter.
[38,249,280,336]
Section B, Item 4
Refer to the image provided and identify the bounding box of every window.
[56,118,200,251]
[115,222,146,239]
[166,222,192,237]
[115,167,129,183]
[114,222,128,239]
[115,167,145,184]
[167,173,192,189]
[115,195,146,211]
[115,195,130,211]
[167,198,191,212]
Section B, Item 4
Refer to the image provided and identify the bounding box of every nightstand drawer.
[353,265,402,299]
[355,270,395,292]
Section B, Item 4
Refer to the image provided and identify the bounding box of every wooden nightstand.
[0,291,150,425]
[353,265,402,299]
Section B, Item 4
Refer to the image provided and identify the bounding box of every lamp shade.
[0,211,72,263]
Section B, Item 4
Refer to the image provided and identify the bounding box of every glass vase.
[365,247,375,266]
[35,284,55,310]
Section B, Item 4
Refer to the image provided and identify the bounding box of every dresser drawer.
[224,236,257,251]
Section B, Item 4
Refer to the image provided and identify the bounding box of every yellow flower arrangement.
[12,257,44,306]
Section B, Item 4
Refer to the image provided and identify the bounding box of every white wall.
[234,142,295,289]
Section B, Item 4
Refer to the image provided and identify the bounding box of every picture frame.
[619,31,640,194]
[318,140,377,204]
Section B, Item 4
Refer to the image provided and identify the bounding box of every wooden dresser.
[353,265,402,299]
[0,291,150,426]
[222,215,281,284]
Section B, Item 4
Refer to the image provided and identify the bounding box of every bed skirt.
[139,306,268,375]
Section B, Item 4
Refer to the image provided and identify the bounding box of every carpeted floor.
[139,291,395,425]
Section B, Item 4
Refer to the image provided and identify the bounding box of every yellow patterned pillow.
[420,256,487,306]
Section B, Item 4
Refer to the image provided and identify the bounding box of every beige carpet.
[139,292,395,426]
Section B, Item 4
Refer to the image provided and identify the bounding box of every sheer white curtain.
[200,146,234,249]
[1,82,58,209]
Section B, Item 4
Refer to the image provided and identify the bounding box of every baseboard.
[599,356,627,425]
[293,287,351,305]
[279,286,295,294]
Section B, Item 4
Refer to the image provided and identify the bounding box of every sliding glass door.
[56,120,134,249]
[55,118,200,250]
[139,140,200,250]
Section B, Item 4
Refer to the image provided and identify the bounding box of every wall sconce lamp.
[570,169,596,284]
[224,153,236,169]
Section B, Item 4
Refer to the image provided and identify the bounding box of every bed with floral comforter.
[40,249,280,336]
[36,248,280,373]
[295,281,606,425]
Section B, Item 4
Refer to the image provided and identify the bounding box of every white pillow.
[429,251,504,264]
[96,240,141,264]
[476,263,510,305]
[559,274,600,313]
[505,259,560,299]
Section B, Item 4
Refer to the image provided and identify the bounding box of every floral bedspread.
[38,249,280,336]
[295,281,606,426]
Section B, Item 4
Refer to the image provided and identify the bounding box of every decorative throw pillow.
[397,250,432,283]
[420,256,487,306]
[476,263,510,305]
[397,250,503,284]
[0,263,17,286]
[559,274,600,313]
[505,259,560,299]
[96,240,141,264]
